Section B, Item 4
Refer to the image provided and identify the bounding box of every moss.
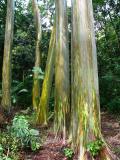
[36,26,55,125]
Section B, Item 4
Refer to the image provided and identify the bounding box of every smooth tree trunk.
[71,0,112,159]
[32,0,42,111]
[36,26,56,125]
[1,0,14,110]
[54,0,70,139]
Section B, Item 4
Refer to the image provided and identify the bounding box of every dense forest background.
[0,0,120,159]
[0,0,120,113]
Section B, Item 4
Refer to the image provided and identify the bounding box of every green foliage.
[108,98,120,114]
[99,57,120,113]
[10,115,41,151]
[93,0,120,114]
[49,95,54,111]
[0,75,32,107]
[0,0,119,116]
[0,115,41,159]
[87,139,104,157]
[11,74,33,107]
[11,115,30,143]
[0,132,19,160]
[64,148,74,159]
[32,67,44,80]
[30,136,41,151]
[0,143,13,160]
[0,144,3,154]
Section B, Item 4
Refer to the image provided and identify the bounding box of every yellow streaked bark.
[54,0,70,139]
[1,0,14,110]
[32,0,42,111]
[36,26,56,125]
[71,0,112,159]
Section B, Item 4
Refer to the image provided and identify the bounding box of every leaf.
[18,89,28,94]
[13,97,17,104]
[30,129,39,136]
[0,144,3,154]
[32,67,44,74]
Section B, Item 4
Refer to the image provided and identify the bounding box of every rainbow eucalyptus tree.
[36,26,56,125]
[54,0,70,139]
[71,0,112,159]
[32,0,42,111]
[1,0,14,110]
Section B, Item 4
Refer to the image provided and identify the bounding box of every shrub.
[64,147,74,160]
[87,139,104,157]
[0,115,41,159]
[10,115,41,151]
[11,75,33,107]
[0,132,19,160]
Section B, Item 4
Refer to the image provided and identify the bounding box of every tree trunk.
[71,0,112,159]
[1,0,14,110]
[36,26,55,125]
[32,0,42,111]
[54,0,70,140]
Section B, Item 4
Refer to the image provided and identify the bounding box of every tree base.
[77,146,116,160]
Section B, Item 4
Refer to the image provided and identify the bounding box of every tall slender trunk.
[36,26,56,125]
[1,0,14,110]
[71,0,112,159]
[54,0,70,139]
[32,0,42,111]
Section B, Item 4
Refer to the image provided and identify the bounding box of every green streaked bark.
[1,0,14,110]
[71,0,111,159]
[36,26,56,125]
[32,0,42,111]
[54,0,70,139]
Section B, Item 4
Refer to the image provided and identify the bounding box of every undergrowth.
[0,115,41,159]
[87,139,104,158]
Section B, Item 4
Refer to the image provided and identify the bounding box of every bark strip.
[54,0,70,139]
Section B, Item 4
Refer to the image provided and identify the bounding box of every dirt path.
[101,112,120,158]
[25,112,120,160]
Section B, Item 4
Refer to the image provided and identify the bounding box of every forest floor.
[24,112,120,160]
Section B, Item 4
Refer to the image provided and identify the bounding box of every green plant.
[10,115,41,151]
[32,67,44,80]
[0,144,4,155]
[108,98,120,114]
[29,129,40,151]
[64,147,74,159]
[0,132,20,160]
[11,115,30,145]
[30,138,41,151]
[11,75,33,107]
[87,139,104,157]
[0,143,14,160]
